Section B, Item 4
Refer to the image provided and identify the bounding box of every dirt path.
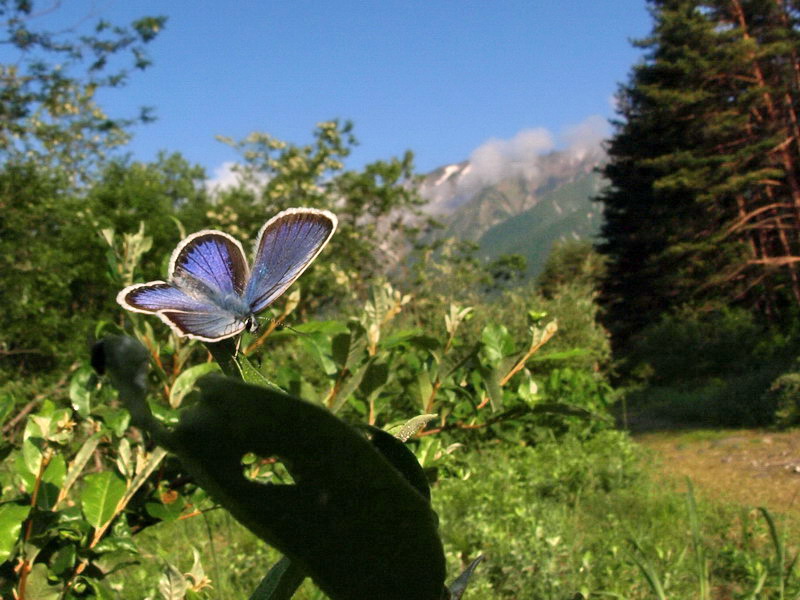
[635,429,800,519]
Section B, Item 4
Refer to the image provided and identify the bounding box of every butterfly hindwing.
[158,308,247,341]
[244,208,337,314]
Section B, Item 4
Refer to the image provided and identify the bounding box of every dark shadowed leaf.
[170,375,446,600]
[363,425,432,501]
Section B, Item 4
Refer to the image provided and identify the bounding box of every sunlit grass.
[110,430,800,599]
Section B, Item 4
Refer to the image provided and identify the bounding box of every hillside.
[419,148,605,277]
[477,169,604,276]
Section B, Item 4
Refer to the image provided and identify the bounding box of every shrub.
[626,307,764,384]
[764,371,800,428]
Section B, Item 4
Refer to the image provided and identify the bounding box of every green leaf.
[360,361,390,399]
[37,454,67,510]
[169,362,220,408]
[0,392,14,426]
[529,348,591,362]
[22,435,45,478]
[298,334,338,377]
[50,544,76,576]
[481,323,514,362]
[480,366,504,412]
[0,503,30,563]
[249,557,306,600]
[145,492,186,522]
[331,322,367,371]
[406,334,441,352]
[24,563,60,600]
[81,471,127,528]
[380,328,425,349]
[93,533,138,556]
[236,354,280,389]
[69,365,96,417]
[285,320,348,336]
[413,370,434,412]
[330,360,370,414]
[159,563,189,600]
[517,376,540,404]
[391,414,438,442]
[92,405,131,437]
[86,579,117,600]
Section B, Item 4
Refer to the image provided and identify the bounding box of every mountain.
[418,147,605,277]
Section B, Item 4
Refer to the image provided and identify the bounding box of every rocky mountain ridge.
[418,147,606,276]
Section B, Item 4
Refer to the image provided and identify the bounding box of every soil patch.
[636,429,800,519]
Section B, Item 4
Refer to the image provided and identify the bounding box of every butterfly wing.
[244,208,337,314]
[117,281,213,314]
[117,231,251,341]
[157,308,248,341]
[168,230,249,297]
[117,282,248,341]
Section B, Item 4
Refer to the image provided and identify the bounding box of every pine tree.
[597,0,800,350]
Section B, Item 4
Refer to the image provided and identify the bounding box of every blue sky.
[15,1,652,180]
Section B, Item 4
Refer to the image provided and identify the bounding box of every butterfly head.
[245,315,260,334]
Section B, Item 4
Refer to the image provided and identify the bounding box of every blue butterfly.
[117,208,337,342]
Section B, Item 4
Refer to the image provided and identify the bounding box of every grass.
[637,428,800,529]
[108,510,327,599]
[108,427,800,599]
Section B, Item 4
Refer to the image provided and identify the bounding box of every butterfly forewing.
[170,231,249,296]
[244,209,337,313]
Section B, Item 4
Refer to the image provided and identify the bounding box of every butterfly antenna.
[280,322,311,338]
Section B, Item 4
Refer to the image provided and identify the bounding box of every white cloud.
[453,116,608,195]
[459,127,554,192]
[205,161,243,193]
[558,114,609,161]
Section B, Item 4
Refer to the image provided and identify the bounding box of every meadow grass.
[112,430,800,599]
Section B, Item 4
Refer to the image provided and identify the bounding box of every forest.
[3,0,800,598]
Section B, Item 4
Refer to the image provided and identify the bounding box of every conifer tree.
[598,0,800,349]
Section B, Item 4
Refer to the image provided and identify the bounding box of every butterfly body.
[117,208,337,342]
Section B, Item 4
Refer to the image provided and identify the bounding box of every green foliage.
[619,306,800,427]
[40,224,613,597]
[537,239,605,299]
[0,163,105,371]
[764,371,800,429]
[627,307,768,384]
[486,253,527,292]
[0,380,179,599]
[0,154,208,373]
[435,432,644,598]
[0,1,166,178]
[435,437,800,599]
